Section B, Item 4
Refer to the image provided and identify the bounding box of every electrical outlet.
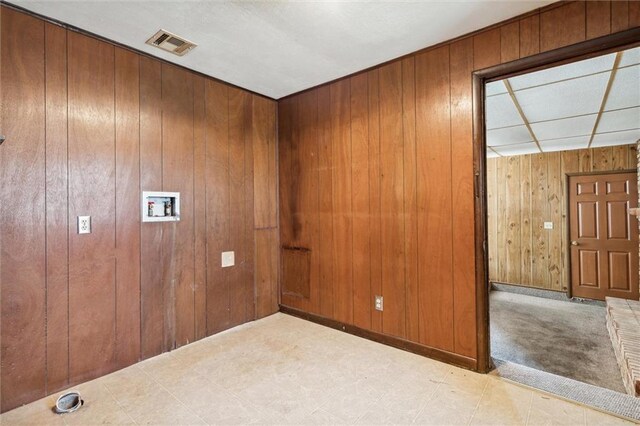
[375,295,383,311]
[78,216,91,234]
[543,221,553,230]
[221,251,235,268]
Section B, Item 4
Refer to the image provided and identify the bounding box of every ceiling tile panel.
[591,129,640,148]
[486,150,500,159]
[530,114,596,140]
[486,93,524,130]
[538,135,589,152]
[604,65,640,111]
[486,80,508,97]
[493,142,539,156]
[487,125,532,146]
[515,72,610,122]
[619,47,640,67]
[597,107,640,133]
[509,53,615,91]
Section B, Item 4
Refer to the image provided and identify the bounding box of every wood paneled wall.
[488,146,637,292]
[278,1,639,366]
[0,6,278,412]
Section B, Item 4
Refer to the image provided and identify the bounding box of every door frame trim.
[472,28,640,374]
[565,169,638,299]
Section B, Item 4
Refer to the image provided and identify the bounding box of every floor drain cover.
[54,391,83,414]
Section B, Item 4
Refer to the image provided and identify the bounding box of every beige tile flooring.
[1,313,633,425]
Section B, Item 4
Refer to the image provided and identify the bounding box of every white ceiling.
[486,47,640,158]
[10,1,551,99]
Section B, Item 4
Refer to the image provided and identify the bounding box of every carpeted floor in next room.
[490,290,626,394]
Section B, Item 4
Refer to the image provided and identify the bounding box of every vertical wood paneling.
[193,75,207,340]
[68,31,116,382]
[586,1,611,39]
[630,2,640,27]
[115,47,141,367]
[473,28,501,70]
[402,58,419,342]
[206,81,231,334]
[317,87,335,318]
[162,64,195,348]
[0,9,47,412]
[501,22,520,63]
[519,14,540,58]
[367,71,383,334]
[2,6,279,410]
[611,1,630,33]
[416,46,453,351]
[351,74,371,329]
[228,88,249,327]
[488,146,636,291]
[139,57,164,358]
[505,156,521,284]
[379,62,406,338]
[540,1,586,52]
[450,38,476,358]
[255,229,278,318]
[44,22,69,394]
[330,80,354,324]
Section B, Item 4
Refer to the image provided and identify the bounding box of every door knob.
[571,241,579,246]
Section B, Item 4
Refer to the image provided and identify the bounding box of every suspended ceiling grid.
[485,47,640,158]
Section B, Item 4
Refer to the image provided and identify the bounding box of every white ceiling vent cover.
[146,29,197,56]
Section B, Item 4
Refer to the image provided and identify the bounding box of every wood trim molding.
[587,51,623,149]
[279,305,478,371]
[473,27,640,375]
[503,79,543,153]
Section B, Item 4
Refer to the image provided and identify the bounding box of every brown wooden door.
[569,172,639,301]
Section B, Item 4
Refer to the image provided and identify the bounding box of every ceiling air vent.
[146,29,197,56]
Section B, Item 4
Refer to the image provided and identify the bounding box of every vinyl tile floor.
[0,313,633,425]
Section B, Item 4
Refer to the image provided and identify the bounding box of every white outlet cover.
[544,221,553,230]
[78,216,91,234]
[221,251,235,268]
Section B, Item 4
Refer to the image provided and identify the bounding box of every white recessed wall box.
[142,191,180,222]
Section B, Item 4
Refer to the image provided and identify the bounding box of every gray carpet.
[490,290,626,394]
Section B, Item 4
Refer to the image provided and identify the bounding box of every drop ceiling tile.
[591,129,640,148]
[516,72,610,122]
[539,135,589,152]
[530,114,596,140]
[508,53,615,90]
[492,142,539,156]
[487,125,532,146]
[597,107,640,133]
[604,65,640,111]
[485,93,523,130]
[486,80,507,97]
[486,150,500,159]
[619,47,640,67]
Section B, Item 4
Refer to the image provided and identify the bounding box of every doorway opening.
[474,30,640,420]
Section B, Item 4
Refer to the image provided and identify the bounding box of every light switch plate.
[78,216,91,234]
[543,221,553,230]
[221,251,235,268]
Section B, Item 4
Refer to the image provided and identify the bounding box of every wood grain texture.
[416,46,453,351]
[162,64,195,348]
[193,75,207,340]
[44,22,70,395]
[331,80,354,324]
[115,47,141,367]
[206,80,231,334]
[350,73,371,329]
[473,28,501,70]
[611,1,630,33]
[488,146,636,291]
[0,9,47,412]
[67,31,116,383]
[139,57,165,358]
[519,14,540,58]
[586,1,611,39]
[540,1,586,52]
[450,38,477,359]
[379,62,406,339]
[501,22,520,63]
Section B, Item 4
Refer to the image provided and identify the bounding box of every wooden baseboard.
[279,304,478,371]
